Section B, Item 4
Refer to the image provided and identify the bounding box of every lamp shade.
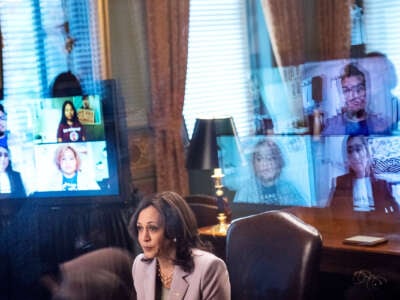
[186,117,239,170]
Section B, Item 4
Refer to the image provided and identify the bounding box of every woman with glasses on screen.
[0,145,25,198]
[329,135,398,214]
[233,138,306,206]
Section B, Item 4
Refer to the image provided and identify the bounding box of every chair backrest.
[184,194,219,227]
[226,210,322,300]
[43,247,136,300]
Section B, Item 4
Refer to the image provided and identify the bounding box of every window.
[0,0,103,99]
[183,0,254,138]
[363,0,400,98]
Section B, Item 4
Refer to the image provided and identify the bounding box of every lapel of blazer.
[168,266,189,300]
[143,259,157,300]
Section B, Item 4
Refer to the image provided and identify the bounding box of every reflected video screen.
[0,93,120,201]
[219,135,316,207]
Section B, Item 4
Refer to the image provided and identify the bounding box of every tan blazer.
[132,248,230,300]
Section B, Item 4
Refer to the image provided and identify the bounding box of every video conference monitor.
[221,55,400,214]
[219,133,400,215]
[302,55,397,136]
[0,85,123,204]
[219,135,316,207]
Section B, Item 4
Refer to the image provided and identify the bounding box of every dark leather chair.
[184,194,220,227]
[226,210,322,300]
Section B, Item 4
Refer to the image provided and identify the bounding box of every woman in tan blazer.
[128,191,230,300]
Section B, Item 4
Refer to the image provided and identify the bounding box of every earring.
[173,238,177,243]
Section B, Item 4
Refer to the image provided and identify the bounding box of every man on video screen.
[322,63,391,135]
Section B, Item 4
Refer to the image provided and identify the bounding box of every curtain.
[261,0,306,67]
[261,0,352,65]
[259,0,352,132]
[145,0,189,195]
[260,0,307,132]
[315,0,352,61]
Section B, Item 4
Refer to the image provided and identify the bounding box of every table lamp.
[186,117,239,233]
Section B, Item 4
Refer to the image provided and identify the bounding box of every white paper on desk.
[343,235,387,246]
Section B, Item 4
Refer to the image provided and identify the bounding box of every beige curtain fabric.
[145,0,189,195]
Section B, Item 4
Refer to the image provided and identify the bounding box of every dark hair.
[0,104,4,114]
[128,191,209,273]
[60,100,80,125]
[340,64,366,86]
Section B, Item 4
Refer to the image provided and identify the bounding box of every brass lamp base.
[213,212,229,234]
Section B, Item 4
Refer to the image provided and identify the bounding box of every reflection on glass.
[231,137,311,206]
[329,135,399,213]
[322,63,392,136]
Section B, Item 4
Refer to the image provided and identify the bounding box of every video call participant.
[128,191,231,300]
[44,144,100,191]
[322,63,392,135]
[57,100,86,142]
[80,95,92,110]
[0,145,25,198]
[233,138,306,206]
[328,135,398,214]
[0,104,9,148]
[78,95,96,124]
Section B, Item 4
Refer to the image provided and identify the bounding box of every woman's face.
[0,147,9,172]
[347,137,369,177]
[60,148,77,177]
[64,103,75,120]
[253,143,281,186]
[136,205,173,260]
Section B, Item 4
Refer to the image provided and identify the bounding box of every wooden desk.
[199,224,229,260]
[200,207,400,298]
[283,206,400,276]
[199,207,400,276]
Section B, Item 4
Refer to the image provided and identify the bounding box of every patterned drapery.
[145,0,189,195]
[261,0,306,67]
[315,0,352,60]
[261,0,352,65]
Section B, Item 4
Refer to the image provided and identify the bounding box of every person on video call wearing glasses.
[322,63,392,135]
